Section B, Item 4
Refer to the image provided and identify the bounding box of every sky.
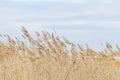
[0,0,120,50]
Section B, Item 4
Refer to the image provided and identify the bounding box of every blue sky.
[0,0,120,50]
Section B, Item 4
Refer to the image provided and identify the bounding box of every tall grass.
[0,27,120,80]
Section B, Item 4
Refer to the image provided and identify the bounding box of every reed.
[0,27,120,80]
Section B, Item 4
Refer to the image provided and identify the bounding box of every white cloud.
[10,0,86,4]
[18,20,92,26]
[15,20,120,28]
[9,0,120,4]
[89,21,120,28]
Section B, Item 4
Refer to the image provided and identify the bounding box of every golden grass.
[0,27,120,80]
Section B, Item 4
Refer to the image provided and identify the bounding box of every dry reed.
[0,27,120,80]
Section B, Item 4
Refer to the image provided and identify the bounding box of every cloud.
[4,1,119,23]
[10,0,86,4]
[0,1,120,30]
[13,20,120,29]
[9,0,120,4]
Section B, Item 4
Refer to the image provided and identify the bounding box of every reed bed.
[0,27,120,80]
